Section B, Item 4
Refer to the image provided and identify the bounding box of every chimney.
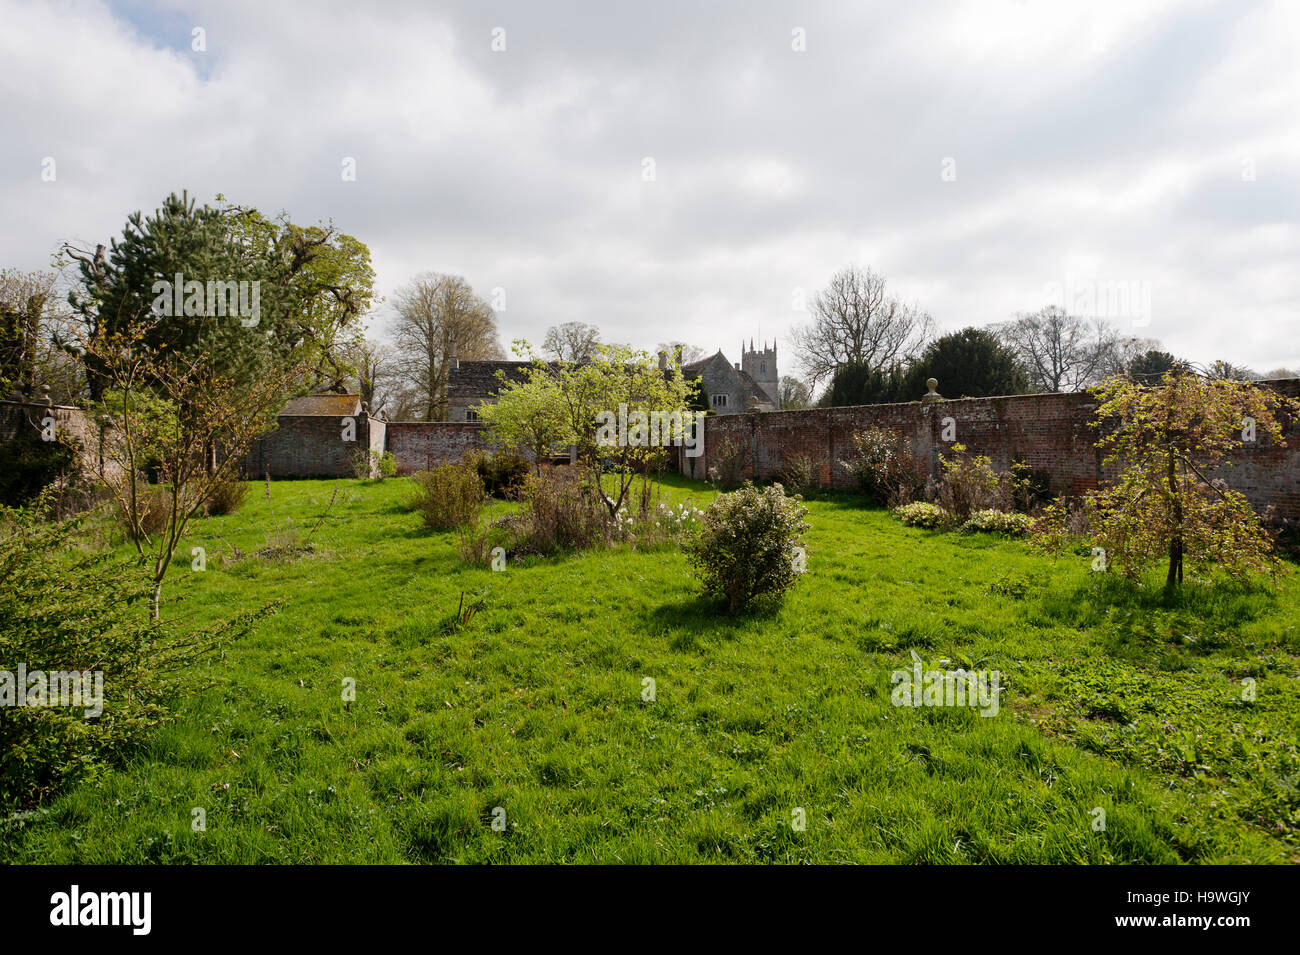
[450,343,459,370]
[658,350,668,371]
[734,362,740,371]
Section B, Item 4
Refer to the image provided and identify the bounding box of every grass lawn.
[4,474,1298,863]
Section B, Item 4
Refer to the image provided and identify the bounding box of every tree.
[1263,367,1300,380]
[391,272,504,420]
[62,191,375,401]
[543,322,601,362]
[792,266,933,387]
[903,328,1029,398]
[0,269,56,397]
[824,362,909,406]
[1206,360,1260,381]
[1126,349,1183,384]
[83,324,306,618]
[475,360,569,474]
[778,375,813,409]
[1044,371,1297,587]
[995,307,1117,393]
[657,341,708,366]
[342,337,395,414]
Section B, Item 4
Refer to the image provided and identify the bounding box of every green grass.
[4,475,1298,863]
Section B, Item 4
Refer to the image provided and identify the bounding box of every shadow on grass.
[1036,573,1276,654]
[640,593,785,650]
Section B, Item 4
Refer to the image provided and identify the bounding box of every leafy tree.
[825,362,910,406]
[1206,360,1260,382]
[63,191,375,401]
[475,359,570,474]
[1042,371,1298,586]
[1126,349,1183,383]
[903,328,1029,398]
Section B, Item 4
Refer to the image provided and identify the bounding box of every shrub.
[474,451,529,499]
[377,451,397,478]
[0,426,80,509]
[710,435,749,488]
[893,501,953,529]
[518,466,608,554]
[409,463,485,530]
[205,476,248,516]
[350,448,374,479]
[684,482,809,613]
[0,499,270,812]
[112,479,172,541]
[935,443,1008,519]
[961,508,1033,536]
[839,427,923,506]
[777,451,819,496]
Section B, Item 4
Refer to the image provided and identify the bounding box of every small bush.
[839,427,923,506]
[205,476,248,516]
[112,479,172,541]
[893,501,953,529]
[935,444,1008,519]
[710,435,749,488]
[961,508,1032,536]
[0,499,270,812]
[0,426,80,509]
[777,451,819,496]
[519,466,608,554]
[683,482,809,613]
[377,451,397,478]
[474,451,529,499]
[409,463,485,530]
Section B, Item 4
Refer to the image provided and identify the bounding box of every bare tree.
[544,322,601,362]
[778,375,813,409]
[391,273,504,420]
[994,306,1118,393]
[1097,335,1165,380]
[792,266,933,387]
[656,342,709,365]
[342,337,395,414]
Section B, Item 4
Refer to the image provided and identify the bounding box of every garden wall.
[241,412,384,479]
[688,380,1300,522]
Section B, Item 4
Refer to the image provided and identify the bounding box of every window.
[465,408,479,422]
[760,362,766,373]
[712,394,728,408]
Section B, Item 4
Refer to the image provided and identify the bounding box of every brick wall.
[688,381,1300,521]
[0,399,121,479]
[241,412,381,479]
[384,422,502,475]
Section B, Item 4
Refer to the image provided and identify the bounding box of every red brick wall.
[689,381,1300,521]
[384,422,502,475]
[241,413,380,479]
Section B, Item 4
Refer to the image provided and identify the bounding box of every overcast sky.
[3,0,1298,376]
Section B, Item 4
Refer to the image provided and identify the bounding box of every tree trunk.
[1166,445,1183,587]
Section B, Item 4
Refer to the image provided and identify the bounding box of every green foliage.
[516,466,608,554]
[378,451,397,478]
[961,509,1033,536]
[838,426,923,506]
[826,362,911,406]
[684,482,809,613]
[473,451,529,499]
[1039,372,1298,586]
[936,443,1009,519]
[409,463,485,530]
[905,327,1030,398]
[893,501,953,529]
[0,421,79,508]
[0,499,269,812]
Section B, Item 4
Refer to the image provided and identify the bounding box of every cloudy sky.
[3,0,1298,377]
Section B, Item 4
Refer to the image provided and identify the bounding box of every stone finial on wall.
[921,378,941,405]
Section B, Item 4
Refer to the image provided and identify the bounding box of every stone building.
[681,342,779,413]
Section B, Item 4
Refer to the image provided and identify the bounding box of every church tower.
[741,339,779,407]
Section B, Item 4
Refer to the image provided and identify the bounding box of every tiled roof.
[448,361,556,401]
[280,393,363,416]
